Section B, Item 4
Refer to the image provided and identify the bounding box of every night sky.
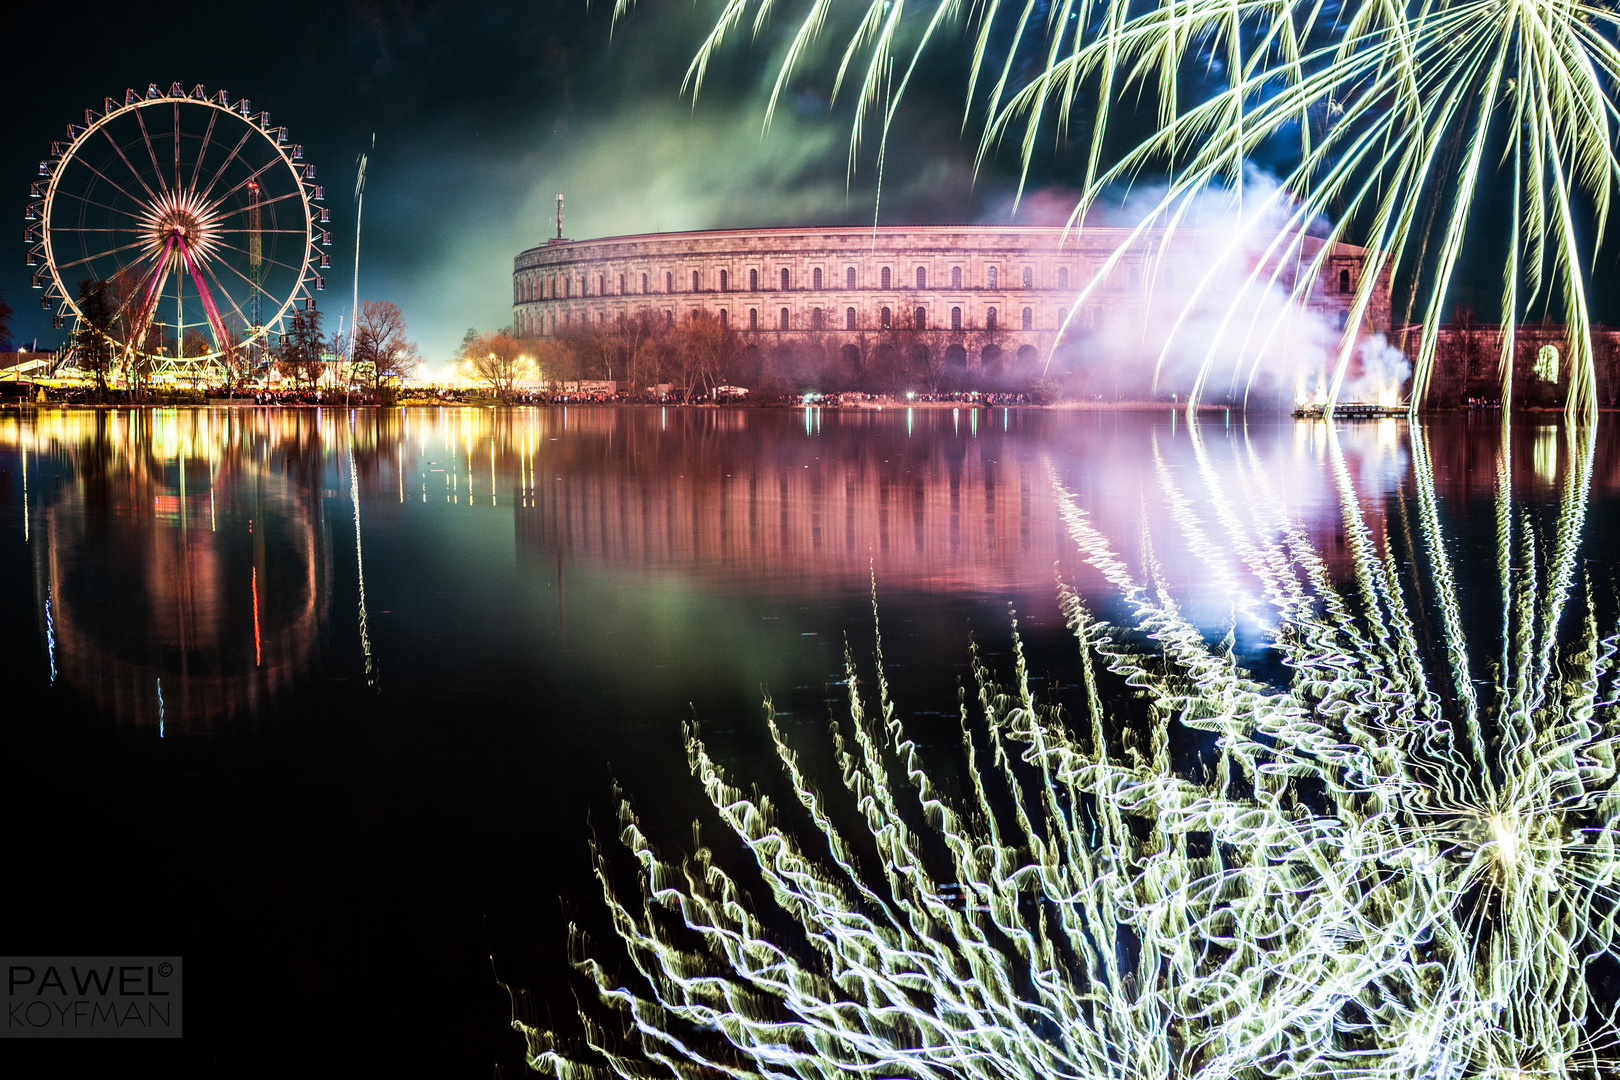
[2,0,1072,368]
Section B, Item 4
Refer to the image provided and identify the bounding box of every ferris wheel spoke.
[194,128,254,205]
[172,102,182,192]
[132,109,172,199]
[54,237,159,273]
[208,158,295,213]
[195,254,254,330]
[69,154,158,217]
[95,125,165,206]
[189,108,220,192]
[205,235,311,276]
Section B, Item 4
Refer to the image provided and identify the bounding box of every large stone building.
[514,225,1389,359]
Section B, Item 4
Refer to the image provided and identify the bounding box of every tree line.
[460,310,1048,400]
[69,271,419,399]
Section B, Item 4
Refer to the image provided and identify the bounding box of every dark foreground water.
[1,405,1613,1075]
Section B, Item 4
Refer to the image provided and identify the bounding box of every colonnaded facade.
[512,225,1393,367]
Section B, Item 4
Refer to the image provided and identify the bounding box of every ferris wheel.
[25,82,329,380]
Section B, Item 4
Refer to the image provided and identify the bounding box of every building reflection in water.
[4,409,330,730]
[5,404,1603,730]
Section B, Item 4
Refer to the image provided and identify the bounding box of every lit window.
[846,307,856,330]
[1022,306,1033,330]
[951,306,962,331]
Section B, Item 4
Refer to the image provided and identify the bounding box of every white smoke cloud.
[1031,167,1407,406]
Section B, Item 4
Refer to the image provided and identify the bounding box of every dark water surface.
[1,405,1610,1075]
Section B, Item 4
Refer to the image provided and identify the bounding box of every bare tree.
[352,300,420,400]
[274,306,326,389]
[464,330,528,401]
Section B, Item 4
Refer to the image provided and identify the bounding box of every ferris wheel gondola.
[26,83,328,381]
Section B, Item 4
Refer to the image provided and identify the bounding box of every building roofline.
[517,223,1362,260]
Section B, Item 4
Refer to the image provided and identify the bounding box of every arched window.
[1339,268,1351,293]
[619,274,625,294]
[812,307,824,330]
[915,306,926,329]
[949,306,961,330]
[780,307,790,330]
[666,309,674,327]
[813,267,823,290]
[719,309,727,327]
[598,275,605,295]
[1022,266,1033,289]
[563,277,570,298]
[781,268,791,291]
[580,277,586,297]
[846,307,856,330]
[987,266,998,288]
[1337,309,1349,331]
[1058,267,1069,290]
[881,306,892,329]
[750,308,758,330]
[881,267,892,289]
[1058,307,1068,327]
[846,267,856,290]
[720,269,728,291]
[951,266,962,289]
[600,311,607,323]
[1021,306,1033,330]
[986,307,997,331]
[689,308,699,323]
[641,273,648,294]
[750,268,759,291]
[665,272,673,293]
[916,266,927,289]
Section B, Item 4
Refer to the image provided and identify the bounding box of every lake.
[2,405,1614,1075]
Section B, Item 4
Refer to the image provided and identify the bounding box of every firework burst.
[653,0,1620,415]
[509,417,1620,1078]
